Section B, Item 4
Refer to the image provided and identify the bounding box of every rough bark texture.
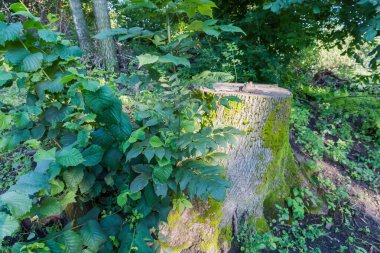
[159,84,301,253]
[93,0,119,70]
[69,0,93,55]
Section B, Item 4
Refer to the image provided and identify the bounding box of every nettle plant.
[0,3,239,252]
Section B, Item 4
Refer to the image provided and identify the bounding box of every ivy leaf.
[130,174,150,193]
[0,212,20,243]
[56,148,84,167]
[137,54,159,68]
[0,191,32,218]
[80,220,107,251]
[20,52,43,72]
[82,145,104,167]
[159,54,190,67]
[220,24,246,35]
[63,230,83,253]
[149,136,163,147]
[0,22,23,45]
[38,29,58,43]
[63,166,84,189]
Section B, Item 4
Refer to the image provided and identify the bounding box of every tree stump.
[159,83,301,253]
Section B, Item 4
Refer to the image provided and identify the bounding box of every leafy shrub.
[0,3,239,252]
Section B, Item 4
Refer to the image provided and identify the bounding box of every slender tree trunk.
[69,0,93,56]
[159,83,302,252]
[93,0,119,70]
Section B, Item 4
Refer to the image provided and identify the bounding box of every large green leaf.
[38,29,58,43]
[0,22,23,45]
[149,136,163,147]
[100,214,123,235]
[5,48,30,65]
[63,230,83,253]
[130,174,150,193]
[158,54,190,67]
[82,145,104,167]
[0,212,20,243]
[63,166,84,189]
[220,24,246,35]
[20,52,43,72]
[79,173,96,194]
[34,148,56,162]
[137,54,159,67]
[10,172,49,195]
[38,197,63,217]
[153,165,172,183]
[56,148,84,167]
[13,111,30,128]
[85,86,117,114]
[0,191,32,218]
[80,220,107,251]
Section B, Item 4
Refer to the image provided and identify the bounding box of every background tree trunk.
[93,0,119,70]
[159,83,303,253]
[69,0,93,56]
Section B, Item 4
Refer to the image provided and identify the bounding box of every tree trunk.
[159,83,303,252]
[69,0,93,56]
[93,0,119,70]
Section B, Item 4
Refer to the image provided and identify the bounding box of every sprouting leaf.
[137,54,159,68]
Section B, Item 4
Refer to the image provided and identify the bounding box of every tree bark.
[159,83,302,252]
[93,0,119,70]
[69,0,93,56]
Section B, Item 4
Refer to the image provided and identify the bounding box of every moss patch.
[257,98,301,218]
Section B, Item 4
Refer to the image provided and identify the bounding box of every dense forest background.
[0,0,379,252]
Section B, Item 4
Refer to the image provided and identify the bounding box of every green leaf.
[100,215,122,236]
[20,52,43,72]
[10,172,49,195]
[63,166,84,189]
[81,79,100,92]
[79,173,96,194]
[0,22,23,45]
[153,165,172,183]
[126,144,144,161]
[137,54,159,68]
[159,54,190,67]
[34,148,56,162]
[9,2,28,12]
[13,111,30,128]
[57,148,84,167]
[117,192,128,207]
[82,145,104,167]
[5,48,30,65]
[143,147,155,162]
[84,86,117,114]
[38,29,58,43]
[80,220,107,251]
[0,212,20,243]
[63,230,83,253]
[130,174,150,193]
[38,197,63,217]
[50,179,65,195]
[0,71,13,86]
[60,191,76,208]
[149,136,163,147]
[0,191,32,218]
[220,24,246,35]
